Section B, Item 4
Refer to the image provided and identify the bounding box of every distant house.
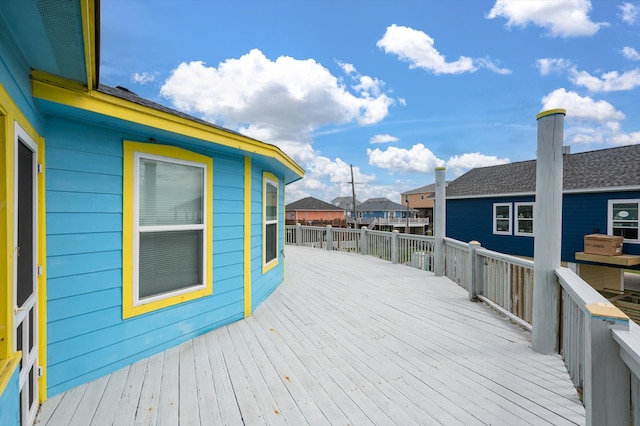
[0,2,304,423]
[445,145,640,289]
[400,183,438,225]
[354,198,428,232]
[286,197,346,225]
[331,196,362,214]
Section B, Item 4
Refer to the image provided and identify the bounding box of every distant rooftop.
[287,196,344,211]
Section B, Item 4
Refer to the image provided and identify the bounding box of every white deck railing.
[285,224,640,424]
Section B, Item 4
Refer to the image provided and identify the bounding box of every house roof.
[287,197,345,211]
[401,183,437,195]
[331,197,362,209]
[357,197,410,212]
[446,144,640,198]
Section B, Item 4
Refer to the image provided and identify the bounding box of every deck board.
[37,246,585,425]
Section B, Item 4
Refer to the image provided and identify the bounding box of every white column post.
[532,109,565,354]
[360,226,368,256]
[325,225,332,251]
[468,241,482,301]
[434,167,446,277]
[391,230,399,264]
[296,223,302,246]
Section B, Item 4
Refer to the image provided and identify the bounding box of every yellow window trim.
[262,172,279,274]
[31,73,304,179]
[0,352,21,396]
[122,141,213,318]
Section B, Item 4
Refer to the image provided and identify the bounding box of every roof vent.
[562,145,571,155]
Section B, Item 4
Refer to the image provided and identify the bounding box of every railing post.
[325,225,332,250]
[434,167,446,277]
[532,109,565,354]
[583,304,630,426]
[391,230,399,264]
[468,241,481,301]
[296,223,301,246]
[360,226,367,256]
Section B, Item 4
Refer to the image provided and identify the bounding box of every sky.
[100,0,640,204]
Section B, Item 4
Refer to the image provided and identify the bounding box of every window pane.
[266,181,277,221]
[495,206,510,218]
[496,219,510,232]
[140,158,204,226]
[518,220,533,234]
[613,203,638,221]
[517,205,533,219]
[139,230,203,299]
[266,223,277,263]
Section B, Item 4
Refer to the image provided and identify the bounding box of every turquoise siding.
[0,22,43,130]
[0,366,20,426]
[251,162,285,310]
[44,117,247,395]
[447,191,640,267]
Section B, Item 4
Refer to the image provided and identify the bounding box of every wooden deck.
[36,246,585,425]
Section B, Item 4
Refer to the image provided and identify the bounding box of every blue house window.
[609,199,639,242]
[493,203,512,235]
[515,202,534,236]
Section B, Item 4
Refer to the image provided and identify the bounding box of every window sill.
[0,352,21,395]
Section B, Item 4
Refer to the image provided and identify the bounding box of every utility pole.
[350,164,358,229]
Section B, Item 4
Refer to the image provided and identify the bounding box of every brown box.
[584,234,624,256]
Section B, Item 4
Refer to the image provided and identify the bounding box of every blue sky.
[100,0,640,203]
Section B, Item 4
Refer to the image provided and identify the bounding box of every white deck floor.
[36,246,585,425]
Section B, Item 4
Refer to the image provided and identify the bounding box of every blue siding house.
[445,145,640,267]
[0,1,303,423]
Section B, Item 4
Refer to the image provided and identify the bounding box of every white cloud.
[536,58,572,75]
[367,143,445,173]
[370,134,399,144]
[541,88,625,121]
[620,2,639,24]
[446,153,510,177]
[569,67,640,92]
[622,46,640,61]
[132,72,156,84]
[487,0,604,38]
[160,49,395,145]
[540,89,639,147]
[376,25,510,75]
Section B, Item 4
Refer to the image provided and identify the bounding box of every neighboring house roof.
[401,183,437,195]
[331,196,362,209]
[446,144,640,198]
[287,197,345,211]
[357,197,411,212]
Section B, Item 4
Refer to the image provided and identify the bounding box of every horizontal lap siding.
[448,192,640,265]
[446,197,535,257]
[0,367,19,426]
[251,162,285,311]
[45,119,245,395]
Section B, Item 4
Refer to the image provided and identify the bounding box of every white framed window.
[608,199,639,242]
[515,202,534,236]
[493,203,512,235]
[123,141,213,318]
[263,173,279,272]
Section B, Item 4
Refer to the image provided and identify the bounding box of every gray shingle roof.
[286,197,345,211]
[357,197,410,212]
[401,183,437,195]
[331,197,362,209]
[446,144,640,198]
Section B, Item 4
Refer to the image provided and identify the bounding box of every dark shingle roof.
[446,144,640,198]
[286,197,345,211]
[401,183,437,195]
[357,198,409,212]
[98,84,247,138]
[331,197,362,209]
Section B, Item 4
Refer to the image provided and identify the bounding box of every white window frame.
[263,175,279,272]
[514,202,534,237]
[608,199,640,243]
[493,203,512,235]
[132,152,208,306]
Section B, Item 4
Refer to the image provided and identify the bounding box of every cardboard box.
[584,234,624,256]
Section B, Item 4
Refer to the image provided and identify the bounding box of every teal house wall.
[0,0,304,420]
